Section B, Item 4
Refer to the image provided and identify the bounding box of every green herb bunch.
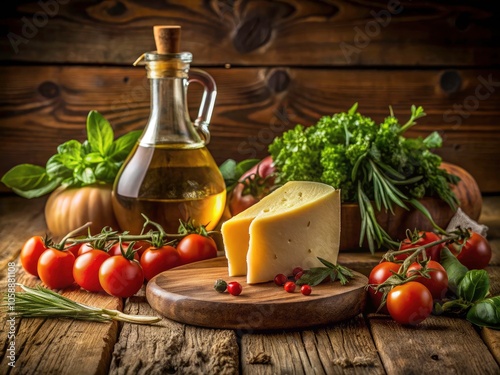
[1,111,141,198]
[269,104,460,252]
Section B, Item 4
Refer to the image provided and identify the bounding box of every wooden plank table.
[0,195,499,374]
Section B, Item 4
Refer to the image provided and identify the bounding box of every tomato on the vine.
[406,260,448,300]
[368,262,400,313]
[73,250,110,292]
[109,242,140,261]
[386,281,433,325]
[177,234,217,265]
[98,256,144,298]
[140,245,181,281]
[37,248,76,289]
[448,231,492,270]
[397,231,443,261]
[20,236,48,277]
[78,243,95,256]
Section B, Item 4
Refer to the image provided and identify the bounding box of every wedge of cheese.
[221,181,341,284]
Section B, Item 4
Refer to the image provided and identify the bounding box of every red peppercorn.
[292,267,303,277]
[301,284,312,296]
[294,271,304,281]
[227,281,242,296]
[284,281,296,293]
[274,273,288,286]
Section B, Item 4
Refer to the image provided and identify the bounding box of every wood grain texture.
[0,276,120,375]
[109,288,239,375]
[369,315,499,374]
[0,1,498,66]
[241,315,384,374]
[146,257,367,330]
[1,66,499,192]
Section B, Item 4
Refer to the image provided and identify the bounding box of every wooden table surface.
[1,195,499,374]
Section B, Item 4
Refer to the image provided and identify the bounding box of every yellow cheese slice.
[221,181,341,284]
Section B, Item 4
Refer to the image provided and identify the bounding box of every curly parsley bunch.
[269,104,459,252]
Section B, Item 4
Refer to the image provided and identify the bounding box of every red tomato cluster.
[20,233,218,298]
[368,230,491,326]
[274,267,313,296]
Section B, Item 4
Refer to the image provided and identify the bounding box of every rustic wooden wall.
[0,0,499,193]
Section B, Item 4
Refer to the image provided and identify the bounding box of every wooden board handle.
[153,25,181,54]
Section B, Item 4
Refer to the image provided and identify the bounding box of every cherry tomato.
[301,284,312,296]
[37,249,76,289]
[109,242,140,261]
[284,281,296,293]
[78,243,95,256]
[229,156,275,215]
[227,281,242,296]
[73,250,110,292]
[20,236,48,277]
[367,262,400,313]
[398,231,443,261]
[292,267,303,276]
[66,243,82,258]
[98,256,144,298]
[387,281,433,325]
[407,260,448,300]
[448,232,492,270]
[176,234,217,265]
[140,245,182,281]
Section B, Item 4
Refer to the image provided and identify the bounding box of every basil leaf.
[440,247,468,295]
[219,159,237,182]
[458,270,490,303]
[84,152,105,164]
[94,162,118,183]
[107,130,141,160]
[57,139,82,161]
[235,159,260,177]
[87,110,114,155]
[467,296,500,329]
[46,154,72,179]
[0,164,60,198]
[75,167,96,185]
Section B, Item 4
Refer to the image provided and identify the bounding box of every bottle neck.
[139,60,203,148]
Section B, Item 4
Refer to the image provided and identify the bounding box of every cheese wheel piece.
[221,181,341,284]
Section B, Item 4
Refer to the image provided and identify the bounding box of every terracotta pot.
[340,162,482,251]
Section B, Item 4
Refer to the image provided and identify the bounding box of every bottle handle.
[188,69,217,145]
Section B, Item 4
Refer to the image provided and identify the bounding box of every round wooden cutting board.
[146,257,367,331]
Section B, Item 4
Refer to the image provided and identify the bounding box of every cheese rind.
[221,181,341,284]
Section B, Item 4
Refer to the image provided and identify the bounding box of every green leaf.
[107,130,141,160]
[46,154,72,179]
[57,140,82,164]
[423,131,442,148]
[458,270,490,303]
[94,161,118,183]
[318,257,336,269]
[219,159,237,181]
[296,267,333,287]
[84,153,105,164]
[467,296,500,329]
[86,110,114,155]
[1,164,61,198]
[75,167,96,185]
[348,102,358,115]
[440,247,468,295]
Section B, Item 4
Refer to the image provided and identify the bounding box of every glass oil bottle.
[112,26,226,234]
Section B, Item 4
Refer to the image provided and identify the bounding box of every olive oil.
[113,31,224,235]
[112,144,226,234]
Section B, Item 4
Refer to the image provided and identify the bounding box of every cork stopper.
[153,25,181,54]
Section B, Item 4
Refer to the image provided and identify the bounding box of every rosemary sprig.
[3,284,161,325]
